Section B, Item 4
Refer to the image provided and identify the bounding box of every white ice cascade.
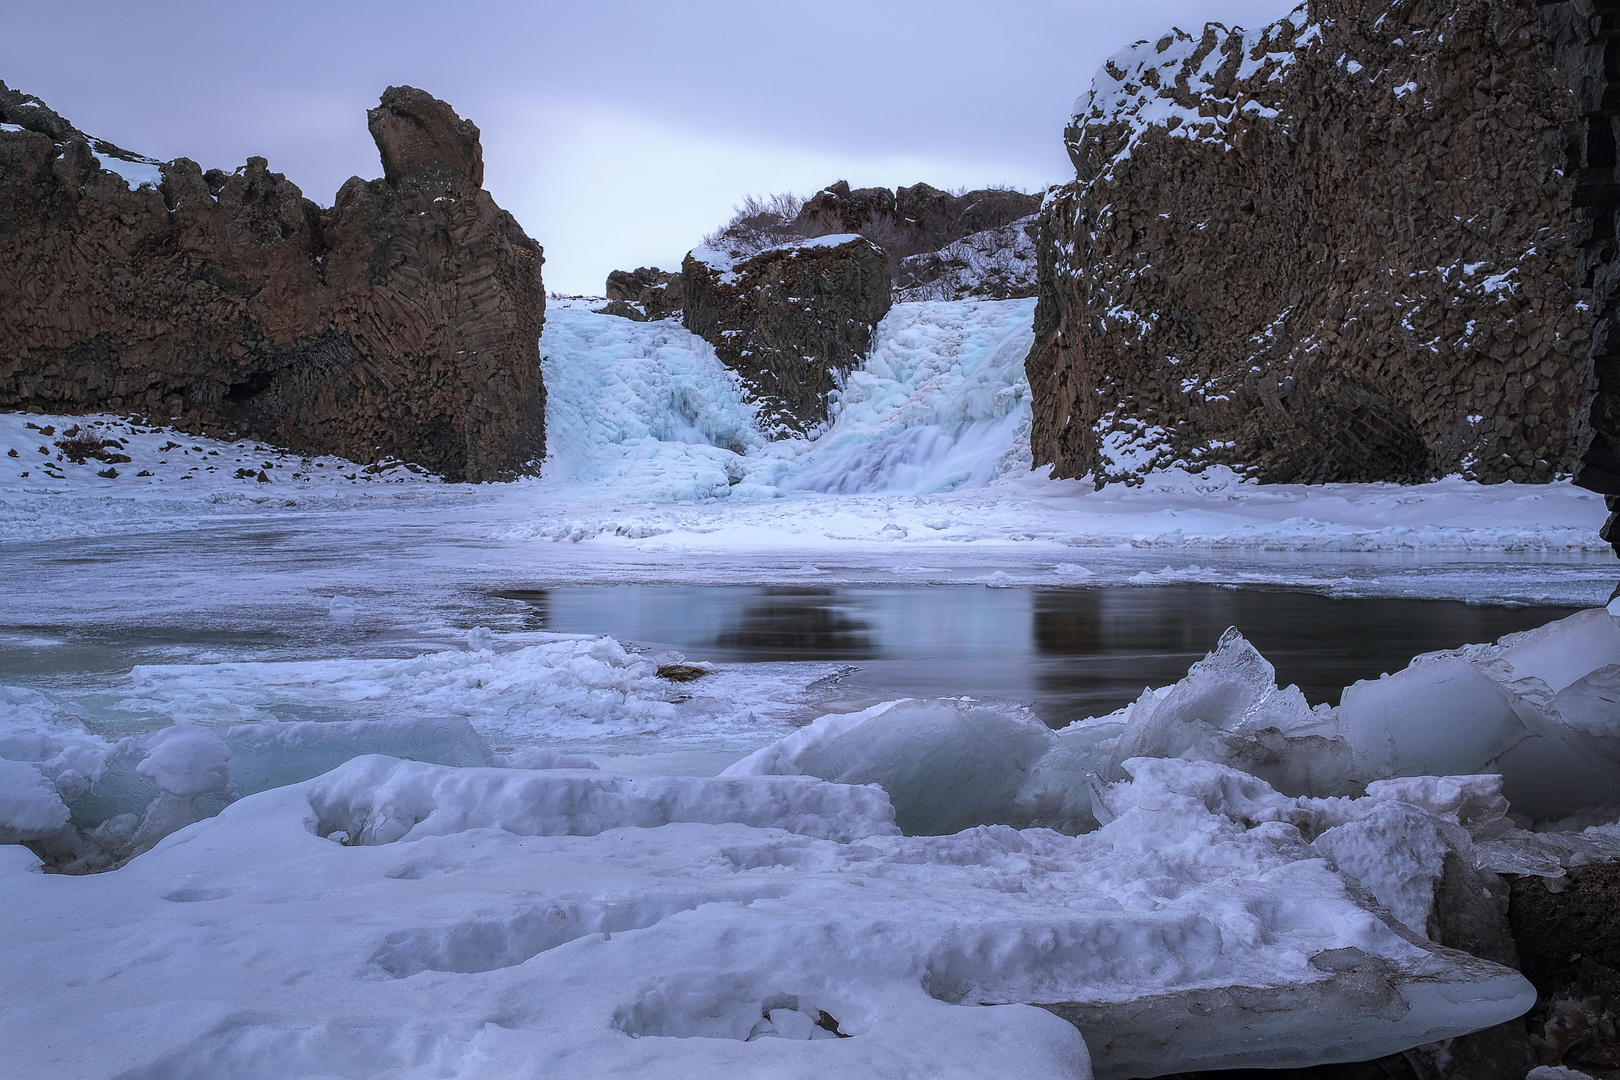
[777,298,1037,495]
[536,297,1038,500]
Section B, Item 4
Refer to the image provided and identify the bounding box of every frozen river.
[0,501,1601,763]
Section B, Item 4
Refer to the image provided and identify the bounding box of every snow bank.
[0,754,1534,1079]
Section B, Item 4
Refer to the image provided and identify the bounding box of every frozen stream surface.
[2,297,1618,1078]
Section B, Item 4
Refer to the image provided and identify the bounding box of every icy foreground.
[6,611,1620,1075]
[1,756,1535,1080]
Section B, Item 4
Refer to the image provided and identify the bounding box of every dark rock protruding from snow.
[367,85,484,197]
[0,81,545,482]
[682,235,892,434]
[797,180,1042,260]
[1026,0,1620,523]
[603,266,685,321]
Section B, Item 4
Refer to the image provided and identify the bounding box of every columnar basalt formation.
[1026,0,1620,554]
[682,235,892,434]
[0,82,545,481]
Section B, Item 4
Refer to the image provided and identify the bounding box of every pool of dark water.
[499,585,1582,725]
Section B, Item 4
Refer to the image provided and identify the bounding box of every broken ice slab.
[1338,607,1620,819]
[1039,937,1533,1079]
[722,698,1100,834]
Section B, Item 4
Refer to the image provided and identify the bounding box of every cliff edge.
[1026,0,1620,551]
[0,83,545,482]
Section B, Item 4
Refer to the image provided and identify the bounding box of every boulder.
[0,81,545,482]
[1025,0,1620,524]
[682,235,891,434]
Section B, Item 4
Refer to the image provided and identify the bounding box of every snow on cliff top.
[1074,4,1315,172]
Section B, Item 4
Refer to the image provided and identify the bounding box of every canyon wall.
[0,83,545,482]
[1026,0,1620,548]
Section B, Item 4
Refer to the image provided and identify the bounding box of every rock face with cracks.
[0,82,546,482]
[683,235,892,434]
[1026,0,1620,556]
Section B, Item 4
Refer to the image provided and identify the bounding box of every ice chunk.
[223,717,497,797]
[1361,774,1512,840]
[0,758,69,842]
[1312,799,1459,934]
[0,685,112,803]
[1492,608,1620,694]
[1548,665,1620,743]
[1105,628,1351,796]
[135,726,231,797]
[723,700,906,778]
[329,595,356,617]
[500,748,600,770]
[307,755,899,845]
[1339,655,1526,779]
[1336,609,1620,819]
[727,699,1093,835]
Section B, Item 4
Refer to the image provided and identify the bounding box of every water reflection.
[714,589,875,657]
[511,584,1581,727]
[1030,588,1581,722]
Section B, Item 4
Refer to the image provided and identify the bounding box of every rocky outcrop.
[601,266,684,321]
[798,180,1042,258]
[893,215,1039,302]
[1025,0,1620,525]
[0,82,545,481]
[682,235,891,433]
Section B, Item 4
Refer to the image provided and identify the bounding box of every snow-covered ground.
[2,297,1618,1077]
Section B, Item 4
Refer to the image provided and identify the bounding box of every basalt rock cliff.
[1026,0,1620,552]
[682,235,892,434]
[796,180,1041,261]
[600,266,684,321]
[0,83,545,481]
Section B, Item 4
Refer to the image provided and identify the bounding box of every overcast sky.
[3,0,1294,294]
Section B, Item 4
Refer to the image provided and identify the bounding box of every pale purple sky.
[3,0,1295,293]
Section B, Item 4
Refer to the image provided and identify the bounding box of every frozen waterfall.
[538,297,1038,499]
